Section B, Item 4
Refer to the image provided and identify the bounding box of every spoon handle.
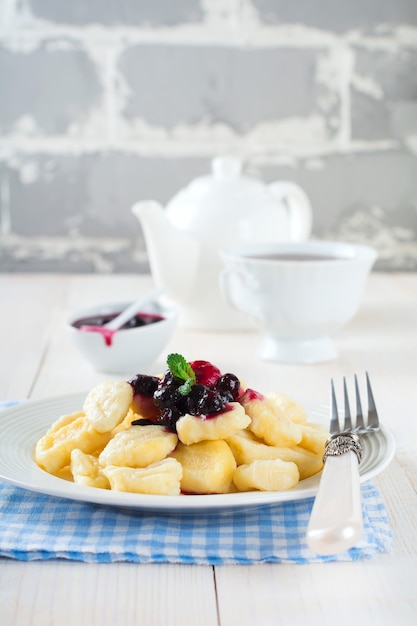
[105,287,165,330]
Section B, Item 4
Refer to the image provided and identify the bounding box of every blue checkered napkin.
[0,481,392,564]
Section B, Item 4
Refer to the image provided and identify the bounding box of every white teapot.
[132,156,313,330]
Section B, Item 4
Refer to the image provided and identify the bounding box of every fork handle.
[306,450,363,555]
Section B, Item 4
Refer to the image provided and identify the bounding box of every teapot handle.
[268,181,312,241]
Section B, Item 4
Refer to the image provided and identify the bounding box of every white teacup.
[219,241,377,364]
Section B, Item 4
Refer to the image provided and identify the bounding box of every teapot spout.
[132,201,199,301]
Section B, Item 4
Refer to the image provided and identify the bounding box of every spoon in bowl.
[79,287,165,346]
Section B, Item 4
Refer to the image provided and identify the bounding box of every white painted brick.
[0,0,416,272]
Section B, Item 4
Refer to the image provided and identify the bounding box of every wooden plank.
[0,274,67,400]
[0,561,219,626]
[215,557,417,626]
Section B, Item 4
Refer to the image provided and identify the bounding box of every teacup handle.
[268,181,312,241]
[219,269,258,318]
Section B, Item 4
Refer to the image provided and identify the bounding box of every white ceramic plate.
[0,393,395,513]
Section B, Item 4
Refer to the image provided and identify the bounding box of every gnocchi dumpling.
[299,422,330,455]
[83,381,133,433]
[102,458,183,495]
[171,440,236,494]
[176,402,250,445]
[265,392,307,424]
[98,425,178,468]
[242,393,302,447]
[35,411,112,475]
[70,449,110,489]
[233,459,299,492]
[226,429,323,480]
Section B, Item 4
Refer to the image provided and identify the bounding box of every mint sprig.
[166,353,196,396]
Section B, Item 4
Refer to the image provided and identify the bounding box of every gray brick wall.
[1,0,416,272]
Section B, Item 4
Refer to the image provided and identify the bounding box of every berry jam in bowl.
[66,298,178,375]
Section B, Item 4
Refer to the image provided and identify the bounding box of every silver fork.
[306,373,380,555]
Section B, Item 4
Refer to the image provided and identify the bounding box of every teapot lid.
[169,156,264,202]
[165,156,272,230]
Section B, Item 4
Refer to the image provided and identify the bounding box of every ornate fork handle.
[306,374,380,555]
[306,433,364,555]
[324,432,363,463]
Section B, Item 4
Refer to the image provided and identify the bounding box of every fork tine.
[330,379,340,434]
[354,375,365,431]
[343,377,353,431]
[366,372,380,430]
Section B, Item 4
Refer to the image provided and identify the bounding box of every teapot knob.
[212,156,242,180]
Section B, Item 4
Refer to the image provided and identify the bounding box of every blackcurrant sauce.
[73,311,165,346]
[73,311,164,331]
[128,362,244,433]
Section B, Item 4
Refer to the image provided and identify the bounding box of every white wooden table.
[1,272,416,625]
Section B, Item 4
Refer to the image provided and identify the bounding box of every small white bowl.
[220,240,377,364]
[66,298,178,375]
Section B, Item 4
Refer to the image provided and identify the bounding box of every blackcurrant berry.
[128,374,159,397]
[215,373,241,402]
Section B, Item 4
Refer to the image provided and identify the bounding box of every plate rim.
[0,392,396,513]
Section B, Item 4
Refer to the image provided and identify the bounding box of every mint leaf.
[166,353,196,396]
[178,379,194,396]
